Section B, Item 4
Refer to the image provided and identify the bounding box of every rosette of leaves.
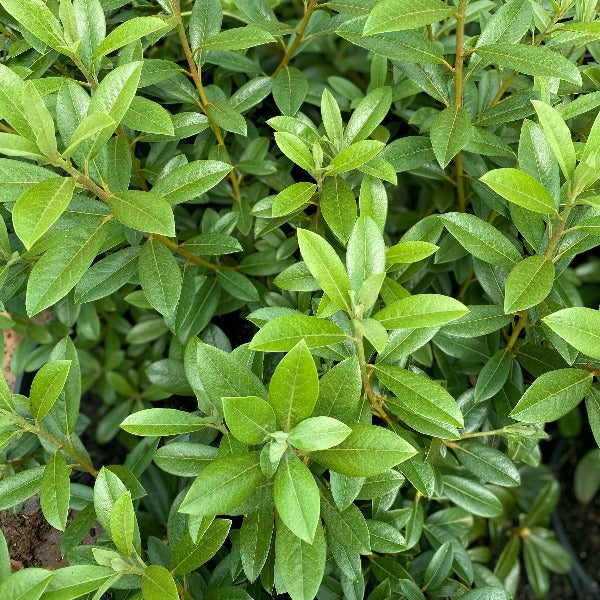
[0,0,599,599]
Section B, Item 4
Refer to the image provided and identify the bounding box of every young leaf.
[297,229,352,312]
[63,112,115,159]
[40,452,71,531]
[108,191,175,236]
[110,491,135,556]
[288,416,351,451]
[430,107,472,168]
[510,369,592,423]
[364,0,453,34]
[310,424,416,477]
[326,140,385,176]
[386,241,438,265]
[271,182,316,217]
[269,340,318,431]
[13,177,76,250]
[542,308,600,360]
[344,86,392,144]
[480,169,557,214]
[373,294,469,329]
[30,360,71,421]
[197,26,275,51]
[274,132,315,173]
[347,215,386,293]
[274,453,320,543]
[504,255,555,313]
[179,453,263,515]
[142,565,178,600]
[223,395,277,444]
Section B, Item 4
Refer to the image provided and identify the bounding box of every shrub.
[0,0,599,598]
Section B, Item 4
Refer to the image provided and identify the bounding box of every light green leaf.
[0,466,44,510]
[92,16,169,60]
[310,424,416,477]
[275,522,326,600]
[122,96,174,136]
[198,26,275,51]
[376,364,464,439]
[430,106,472,168]
[274,132,315,173]
[43,566,113,600]
[504,255,555,313]
[320,176,357,244]
[138,238,182,318]
[73,0,106,68]
[179,453,263,515]
[269,340,318,431]
[152,160,232,205]
[0,64,35,140]
[298,229,352,312]
[171,519,231,574]
[354,318,388,352]
[63,112,115,159]
[321,88,343,147]
[108,190,175,236]
[0,568,54,600]
[326,140,385,176]
[30,360,71,422]
[542,308,600,360]
[0,132,44,159]
[440,212,522,268]
[13,177,76,250]
[273,67,308,116]
[153,442,218,477]
[121,408,211,436]
[39,452,71,531]
[271,182,316,217]
[480,168,557,214]
[22,82,57,158]
[347,215,386,293]
[474,43,582,85]
[223,395,276,445]
[510,368,592,423]
[344,86,392,144]
[288,416,351,451]
[274,453,320,543]
[373,294,469,329]
[386,241,438,265]
[110,491,135,555]
[142,565,178,600]
[364,0,453,34]
[206,101,247,136]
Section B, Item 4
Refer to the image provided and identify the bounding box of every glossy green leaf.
[223,395,276,444]
[0,466,44,510]
[504,255,555,313]
[326,140,385,176]
[430,107,472,168]
[288,416,351,451]
[542,307,600,359]
[39,452,71,531]
[30,359,71,421]
[108,191,175,236]
[442,475,503,517]
[364,0,453,34]
[142,565,178,600]
[271,182,316,217]
[320,176,357,244]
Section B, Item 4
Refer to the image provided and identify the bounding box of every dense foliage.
[0,0,600,598]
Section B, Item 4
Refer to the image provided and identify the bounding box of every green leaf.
[442,475,503,517]
[320,176,357,244]
[189,0,222,55]
[531,100,576,181]
[376,364,464,439]
[217,269,259,301]
[72,0,105,68]
[0,466,44,510]
[0,568,54,600]
[269,340,318,431]
[179,453,263,515]
[423,540,453,590]
[504,255,555,313]
[0,65,35,140]
[386,241,438,265]
[43,565,113,600]
[474,349,512,402]
[364,0,453,34]
[273,67,308,116]
[108,191,175,236]
[271,182,316,217]
[121,408,211,436]
[0,132,44,159]
[142,565,178,600]
[310,424,416,477]
[274,132,315,173]
[373,294,469,329]
[39,452,71,531]
[13,177,76,250]
[320,491,370,553]
[344,86,392,144]
[122,96,174,136]
[0,0,66,51]
[354,318,388,352]
[182,232,242,256]
[171,519,231,574]
[314,357,362,425]
[92,16,169,60]
[480,169,557,214]
[240,509,273,582]
[206,101,247,136]
[326,140,385,176]
[440,212,522,268]
[30,359,71,421]
[288,416,351,451]
[321,88,343,147]
[63,112,115,159]
[510,368,592,423]
[198,26,275,51]
[430,106,472,168]
[347,215,386,293]
[152,160,232,205]
[275,522,326,600]
[153,442,218,477]
[454,441,520,486]
[298,229,352,312]
[22,82,57,158]
[542,307,600,360]
[223,395,276,444]
[110,491,135,555]
[138,238,182,318]
[274,453,320,543]
[474,43,582,85]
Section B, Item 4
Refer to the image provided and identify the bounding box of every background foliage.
[0,0,600,599]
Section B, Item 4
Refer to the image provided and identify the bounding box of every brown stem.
[453,0,468,212]
[272,0,319,77]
